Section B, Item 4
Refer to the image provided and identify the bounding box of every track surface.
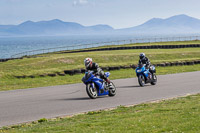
[0,71,200,127]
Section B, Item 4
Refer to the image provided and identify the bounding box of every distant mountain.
[87,24,114,32]
[0,19,114,36]
[118,14,200,35]
[0,14,200,36]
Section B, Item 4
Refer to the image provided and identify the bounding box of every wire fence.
[11,36,200,58]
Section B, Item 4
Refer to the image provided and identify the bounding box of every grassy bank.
[59,40,200,50]
[1,41,200,132]
[1,64,200,91]
[1,47,200,78]
[0,41,200,91]
[103,40,200,47]
[1,94,200,132]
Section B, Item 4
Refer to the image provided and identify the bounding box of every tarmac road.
[0,71,200,127]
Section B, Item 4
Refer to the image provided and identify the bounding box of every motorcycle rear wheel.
[86,83,98,99]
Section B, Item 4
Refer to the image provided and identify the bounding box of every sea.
[0,35,143,59]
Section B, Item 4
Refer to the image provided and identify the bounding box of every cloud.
[73,0,89,6]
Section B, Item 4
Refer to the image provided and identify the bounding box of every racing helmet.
[84,58,92,68]
[139,53,145,60]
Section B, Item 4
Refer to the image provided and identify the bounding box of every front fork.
[89,82,96,92]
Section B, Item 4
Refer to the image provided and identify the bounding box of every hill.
[0,19,114,36]
[1,14,200,36]
[118,14,200,34]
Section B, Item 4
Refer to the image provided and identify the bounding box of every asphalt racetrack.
[0,71,200,127]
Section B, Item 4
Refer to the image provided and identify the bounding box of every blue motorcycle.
[82,71,116,99]
[135,64,157,87]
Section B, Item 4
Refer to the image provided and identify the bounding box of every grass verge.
[1,94,200,133]
[56,40,200,50]
[1,41,200,91]
[1,47,200,77]
[1,64,200,91]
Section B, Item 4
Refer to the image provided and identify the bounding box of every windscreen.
[82,72,93,83]
[138,63,144,68]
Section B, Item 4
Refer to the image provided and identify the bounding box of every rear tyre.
[108,82,116,97]
[151,74,157,85]
[86,83,97,99]
[138,75,145,87]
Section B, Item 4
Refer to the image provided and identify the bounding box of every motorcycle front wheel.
[86,83,98,99]
[138,75,145,87]
[151,73,157,85]
[108,82,116,97]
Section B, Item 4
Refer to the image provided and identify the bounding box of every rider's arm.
[139,59,142,64]
[85,68,89,72]
[146,57,150,65]
[95,63,101,73]
[145,57,151,69]
[94,63,104,76]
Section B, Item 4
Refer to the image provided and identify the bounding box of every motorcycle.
[135,64,157,87]
[82,71,116,99]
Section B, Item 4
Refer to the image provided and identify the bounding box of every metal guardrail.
[11,36,200,58]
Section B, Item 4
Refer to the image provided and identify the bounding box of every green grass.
[119,40,200,46]
[1,94,200,133]
[60,40,200,50]
[1,64,200,91]
[1,48,200,77]
[1,41,200,132]
[0,41,200,91]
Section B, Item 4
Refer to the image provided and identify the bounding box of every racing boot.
[106,78,111,86]
[147,73,152,81]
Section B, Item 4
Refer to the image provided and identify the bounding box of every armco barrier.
[57,72,66,76]
[64,70,74,75]
[80,68,86,73]
[13,60,200,79]
[0,57,23,63]
[60,44,200,54]
[7,36,200,59]
[2,38,198,61]
[74,69,82,74]
[1,43,199,63]
[48,73,57,77]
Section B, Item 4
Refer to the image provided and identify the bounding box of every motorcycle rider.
[84,58,111,85]
[138,53,150,69]
[138,53,152,79]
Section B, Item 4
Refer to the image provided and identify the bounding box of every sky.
[0,0,200,29]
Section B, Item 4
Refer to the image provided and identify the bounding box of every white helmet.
[139,53,145,60]
[84,58,92,68]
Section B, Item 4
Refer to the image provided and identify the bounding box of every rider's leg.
[105,77,111,84]
[100,73,111,84]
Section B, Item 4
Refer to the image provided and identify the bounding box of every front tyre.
[108,82,116,97]
[138,75,145,87]
[151,74,157,85]
[86,83,98,99]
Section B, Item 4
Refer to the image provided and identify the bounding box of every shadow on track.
[59,97,90,101]
[58,96,108,101]
[117,85,141,88]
